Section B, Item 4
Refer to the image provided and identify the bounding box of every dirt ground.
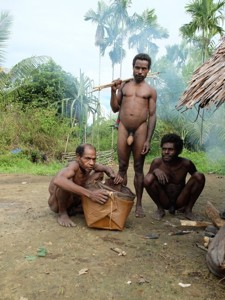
[1,165,225,300]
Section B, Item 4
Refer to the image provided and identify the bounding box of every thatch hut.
[176,37,225,111]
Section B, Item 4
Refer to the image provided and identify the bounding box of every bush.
[0,104,73,159]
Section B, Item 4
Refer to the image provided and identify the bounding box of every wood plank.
[205,201,225,228]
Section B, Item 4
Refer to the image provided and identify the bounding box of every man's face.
[161,142,178,163]
[133,59,149,83]
[77,146,96,172]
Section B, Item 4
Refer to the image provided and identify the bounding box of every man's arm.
[142,87,157,154]
[146,88,157,143]
[187,159,198,175]
[94,163,116,179]
[53,162,109,204]
[110,79,122,113]
[53,162,92,198]
[148,158,169,185]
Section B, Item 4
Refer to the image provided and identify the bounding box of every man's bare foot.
[152,209,165,221]
[135,206,146,218]
[58,213,76,227]
[184,211,195,220]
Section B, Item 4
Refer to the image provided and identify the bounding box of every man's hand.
[111,79,122,92]
[113,173,123,185]
[141,141,150,155]
[89,189,109,204]
[153,169,168,185]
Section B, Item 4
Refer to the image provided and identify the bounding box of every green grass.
[0,153,64,176]
[182,149,225,175]
[1,149,225,176]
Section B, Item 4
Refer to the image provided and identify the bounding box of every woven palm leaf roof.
[177,38,225,111]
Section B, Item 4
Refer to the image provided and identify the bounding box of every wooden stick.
[91,72,160,92]
[205,201,225,228]
[180,220,212,227]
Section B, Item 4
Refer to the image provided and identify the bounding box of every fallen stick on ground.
[110,247,126,256]
[180,220,212,227]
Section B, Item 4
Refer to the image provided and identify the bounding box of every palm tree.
[84,1,110,88]
[128,9,169,62]
[102,20,126,79]
[109,0,131,77]
[180,0,225,144]
[0,11,13,66]
[180,0,225,63]
[62,71,99,145]
[165,44,188,69]
[84,1,112,147]
[0,11,13,88]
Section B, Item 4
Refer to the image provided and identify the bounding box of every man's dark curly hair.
[132,53,151,70]
[160,133,183,155]
[75,143,96,157]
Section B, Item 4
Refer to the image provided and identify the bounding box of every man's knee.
[133,160,144,173]
[144,173,155,187]
[192,172,205,186]
[119,160,129,172]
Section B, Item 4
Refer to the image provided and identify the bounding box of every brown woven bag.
[82,181,135,231]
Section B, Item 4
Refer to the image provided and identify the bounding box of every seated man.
[144,133,205,220]
[48,143,120,227]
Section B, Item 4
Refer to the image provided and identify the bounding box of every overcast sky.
[1,0,191,111]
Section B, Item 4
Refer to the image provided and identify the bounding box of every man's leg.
[176,172,205,220]
[48,180,76,227]
[116,122,131,185]
[133,123,148,217]
[56,188,77,227]
[144,173,170,220]
[133,157,145,217]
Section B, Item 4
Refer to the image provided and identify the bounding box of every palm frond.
[0,11,13,65]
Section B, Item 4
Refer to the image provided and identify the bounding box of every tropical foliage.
[0,11,13,66]
[84,0,169,79]
[1,0,225,172]
[180,0,225,62]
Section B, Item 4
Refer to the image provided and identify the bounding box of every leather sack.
[82,181,135,231]
[206,224,225,278]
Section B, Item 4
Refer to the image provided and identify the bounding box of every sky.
[1,0,191,111]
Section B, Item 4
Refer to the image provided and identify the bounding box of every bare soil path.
[0,167,225,300]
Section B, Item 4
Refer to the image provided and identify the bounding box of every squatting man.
[144,133,205,220]
[48,143,122,227]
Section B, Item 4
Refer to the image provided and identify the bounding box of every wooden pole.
[90,72,160,93]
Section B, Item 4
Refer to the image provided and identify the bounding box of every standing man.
[111,53,157,217]
[48,143,118,227]
[144,133,205,220]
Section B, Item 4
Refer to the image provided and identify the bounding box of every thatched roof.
[177,38,225,111]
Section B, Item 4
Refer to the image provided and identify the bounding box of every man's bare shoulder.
[179,157,197,169]
[149,84,157,96]
[179,157,193,164]
[59,161,79,174]
[151,157,162,166]
[67,161,80,170]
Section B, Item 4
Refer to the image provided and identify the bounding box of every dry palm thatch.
[177,37,225,111]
